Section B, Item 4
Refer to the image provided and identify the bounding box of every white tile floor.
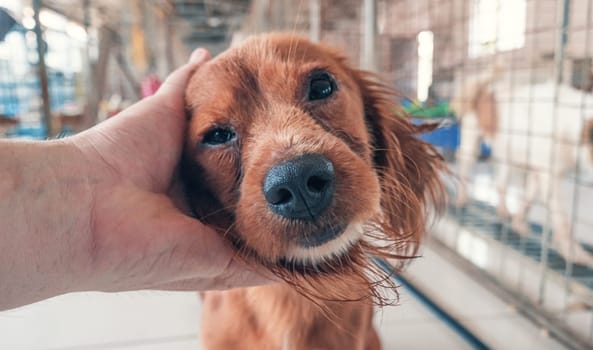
[0,292,201,350]
[405,244,566,350]
[0,245,567,350]
[448,160,593,343]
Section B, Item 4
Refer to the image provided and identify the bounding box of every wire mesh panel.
[0,25,46,138]
[0,14,83,138]
[370,0,593,347]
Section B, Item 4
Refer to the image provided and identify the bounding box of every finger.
[80,48,212,181]
[154,48,211,114]
[157,211,239,279]
[87,48,211,127]
[150,261,277,291]
[189,48,211,63]
[131,204,277,291]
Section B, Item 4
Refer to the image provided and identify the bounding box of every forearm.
[0,140,92,310]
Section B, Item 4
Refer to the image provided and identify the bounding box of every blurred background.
[1,0,593,349]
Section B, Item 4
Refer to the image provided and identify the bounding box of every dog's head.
[183,34,444,303]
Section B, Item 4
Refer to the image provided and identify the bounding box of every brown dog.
[183,33,444,350]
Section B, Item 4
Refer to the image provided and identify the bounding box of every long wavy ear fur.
[354,71,446,261]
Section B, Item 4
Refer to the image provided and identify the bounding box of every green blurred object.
[404,102,454,119]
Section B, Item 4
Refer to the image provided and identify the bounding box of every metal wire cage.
[0,4,84,139]
[383,0,593,348]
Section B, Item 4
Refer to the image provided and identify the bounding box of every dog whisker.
[198,204,238,221]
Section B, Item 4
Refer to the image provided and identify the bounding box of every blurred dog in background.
[452,67,593,266]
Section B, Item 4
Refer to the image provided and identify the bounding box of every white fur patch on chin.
[283,222,364,265]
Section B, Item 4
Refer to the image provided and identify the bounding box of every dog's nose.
[263,154,335,221]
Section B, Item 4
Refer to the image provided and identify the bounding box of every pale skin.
[0,49,270,311]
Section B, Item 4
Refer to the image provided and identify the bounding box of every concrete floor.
[0,244,565,350]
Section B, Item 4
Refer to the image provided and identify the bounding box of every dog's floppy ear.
[354,71,445,258]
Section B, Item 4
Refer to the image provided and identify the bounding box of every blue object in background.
[413,118,460,152]
[479,142,492,160]
[48,71,76,111]
[0,8,17,42]
[1,26,76,139]
[412,117,492,160]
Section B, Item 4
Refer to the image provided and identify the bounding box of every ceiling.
[43,0,251,46]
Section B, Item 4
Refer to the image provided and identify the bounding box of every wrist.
[0,139,94,310]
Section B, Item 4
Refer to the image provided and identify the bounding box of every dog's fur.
[183,34,444,349]
[453,75,593,266]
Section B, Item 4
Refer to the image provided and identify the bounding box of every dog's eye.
[202,127,236,146]
[308,72,336,101]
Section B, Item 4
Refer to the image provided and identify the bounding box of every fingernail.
[190,48,208,63]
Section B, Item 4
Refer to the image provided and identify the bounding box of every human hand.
[0,49,272,311]
[71,48,274,292]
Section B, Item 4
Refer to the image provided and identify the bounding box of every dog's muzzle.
[263,153,335,221]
